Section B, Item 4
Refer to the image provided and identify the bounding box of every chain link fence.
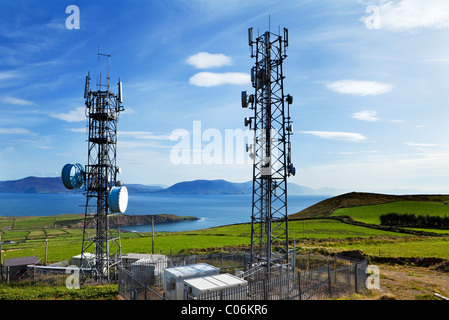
[186,259,367,300]
[1,251,368,301]
[117,252,368,300]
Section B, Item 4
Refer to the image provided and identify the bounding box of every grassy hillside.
[332,201,449,225]
[2,192,449,266]
[289,192,449,219]
[2,192,449,301]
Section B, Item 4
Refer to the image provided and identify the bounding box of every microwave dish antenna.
[62,52,126,283]
[242,26,295,277]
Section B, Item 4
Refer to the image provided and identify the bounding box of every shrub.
[380,213,449,229]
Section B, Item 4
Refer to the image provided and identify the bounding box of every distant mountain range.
[0,176,342,195]
[0,176,73,194]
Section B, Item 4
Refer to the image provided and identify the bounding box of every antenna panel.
[284,28,289,46]
[84,73,90,99]
[241,91,248,108]
[118,81,123,103]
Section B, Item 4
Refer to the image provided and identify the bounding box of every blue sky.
[2,0,449,194]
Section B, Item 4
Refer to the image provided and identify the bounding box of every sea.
[0,193,329,232]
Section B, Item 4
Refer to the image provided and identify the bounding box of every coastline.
[117,214,199,227]
[0,213,200,229]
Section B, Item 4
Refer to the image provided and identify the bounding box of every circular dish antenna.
[108,186,128,213]
[61,163,85,190]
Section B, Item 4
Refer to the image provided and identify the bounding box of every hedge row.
[380,212,449,229]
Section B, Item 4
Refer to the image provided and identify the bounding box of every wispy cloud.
[186,52,233,69]
[189,72,250,87]
[405,142,438,147]
[119,131,172,140]
[3,96,35,106]
[50,107,85,123]
[361,0,449,31]
[0,71,20,87]
[0,127,33,135]
[352,110,380,122]
[67,128,86,133]
[326,80,394,96]
[330,150,378,155]
[299,131,367,142]
[0,70,19,81]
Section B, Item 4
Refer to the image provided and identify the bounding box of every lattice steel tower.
[242,27,295,273]
[77,52,127,282]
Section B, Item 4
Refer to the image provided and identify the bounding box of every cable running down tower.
[242,27,295,274]
[62,52,128,283]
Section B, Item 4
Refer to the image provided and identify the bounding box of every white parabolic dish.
[108,186,128,213]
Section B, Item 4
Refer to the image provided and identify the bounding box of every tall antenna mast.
[98,48,111,94]
[62,52,127,283]
[242,26,295,276]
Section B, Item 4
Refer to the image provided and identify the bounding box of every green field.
[2,195,449,264]
[2,193,449,302]
[1,215,448,263]
[332,200,449,229]
[322,237,449,259]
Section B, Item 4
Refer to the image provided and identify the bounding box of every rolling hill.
[0,176,75,194]
[289,191,449,219]
[156,179,252,195]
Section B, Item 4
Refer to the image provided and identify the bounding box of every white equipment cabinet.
[183,273,248,300]
[163,263,219,300]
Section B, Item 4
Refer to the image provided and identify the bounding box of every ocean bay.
[0,193,328,232]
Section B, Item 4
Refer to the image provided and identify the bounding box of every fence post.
[263,278,268,300]
[327,264,332,298]
[354,263,359,294]
[298,272,301,300]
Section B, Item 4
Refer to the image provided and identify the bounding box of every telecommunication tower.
[241,27,295,274]
[62,52,128,283]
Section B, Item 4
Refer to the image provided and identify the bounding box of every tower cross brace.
[242,27,295,274]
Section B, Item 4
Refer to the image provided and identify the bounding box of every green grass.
[0,219,407,262]
[0,283,118,300]
[122,234,250,255]
[321,237,449,259]
[332,201,449,225]
[288,219,406,239]
[2,210,449,264]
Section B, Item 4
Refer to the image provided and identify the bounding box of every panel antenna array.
[62,52,127,283]
[242,27,295,275]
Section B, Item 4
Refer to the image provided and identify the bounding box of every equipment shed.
[2,256,40,282]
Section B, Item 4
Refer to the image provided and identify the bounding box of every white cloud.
[326,80,394,96]
[361,0,449,31]
[0,127,33,135]
[119,131,172,140]
[0,71,19,81]
[299,131,367,142]
[330,150,378,155]
[352,110,380,121]
[50,107,85,122]
[405,142,438,147]
[67,128,86,133]
[186,52,233,69]
[300,150,449,193]
[189,72,250,87]
[3,96,35,106]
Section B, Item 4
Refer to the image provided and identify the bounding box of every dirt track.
[360,264,449,300]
